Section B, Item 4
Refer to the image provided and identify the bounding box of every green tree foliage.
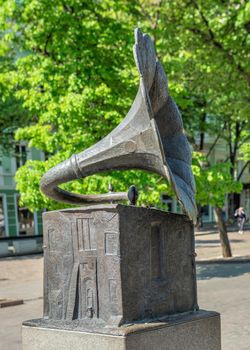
[0,0,135,209]
[239,128,250,164]
[1,0,170,211]
[240,141,250,162]
[0,28,30,152]
[192,152,242,257]
[239,138,250,180]
[0,0,248,217]
[192,153,242,209]
[139,0,250,159]
[138,0,249,226]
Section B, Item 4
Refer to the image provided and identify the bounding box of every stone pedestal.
[22,310,221,350]
[22,205,221,349]
[41,205,197,324]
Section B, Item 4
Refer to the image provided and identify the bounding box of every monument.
[22,29,221,350]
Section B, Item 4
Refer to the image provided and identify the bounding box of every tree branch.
[232,122,244,171]
[237,160,250,181]
[190,0,250,84]
[139,0,163,44]
[206,133,221,158]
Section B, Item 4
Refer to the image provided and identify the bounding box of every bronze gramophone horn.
[40,28,197,223]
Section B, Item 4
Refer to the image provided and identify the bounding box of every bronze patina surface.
[22,30,221,350]
[40,29,197,223]
[33,205,198,328]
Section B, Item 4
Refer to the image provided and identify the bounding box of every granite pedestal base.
[22,310,221,350]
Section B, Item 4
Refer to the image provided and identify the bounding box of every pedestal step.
[22,311,221,350]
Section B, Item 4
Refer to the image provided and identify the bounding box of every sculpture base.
[42,205,197,324]
[22,310,221,350]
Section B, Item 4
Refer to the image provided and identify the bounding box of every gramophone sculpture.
[40,28,197,224]
[22,29,221,350]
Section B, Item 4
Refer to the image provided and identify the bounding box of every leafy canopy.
[0,0,247,211]
[192,153,242,209]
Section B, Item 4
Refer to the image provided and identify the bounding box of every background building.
[0,143,44,238]
[204,134,250,221]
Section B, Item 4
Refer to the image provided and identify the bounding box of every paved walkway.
[0,256,43,350]
[1,228,250,350]
[195,227,250,261]
[197,262,250,350]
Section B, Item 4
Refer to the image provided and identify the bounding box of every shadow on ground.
[195,238,244,248]
[196,262,250,280]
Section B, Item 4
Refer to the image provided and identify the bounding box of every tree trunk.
[199,112,206,151]
[215,207,232,258]
[228,193,235,222]
[227,121,242,220]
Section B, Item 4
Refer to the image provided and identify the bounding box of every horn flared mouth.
[40,28,197,224]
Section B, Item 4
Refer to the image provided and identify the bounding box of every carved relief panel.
[65,216,98,320]
[44,219,74,320]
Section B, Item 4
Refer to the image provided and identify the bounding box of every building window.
[0,196,6,237]
[16,196,35,235]
[202,205,209,217]
[15,144,27,169]
[161,193,173,212]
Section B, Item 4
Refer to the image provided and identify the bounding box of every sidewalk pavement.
[0,256,43,350]
[1,255,250,350]
[195,226,250,263]
[0,226,250,349]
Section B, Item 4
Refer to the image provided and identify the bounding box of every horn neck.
[40,88,168,205]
